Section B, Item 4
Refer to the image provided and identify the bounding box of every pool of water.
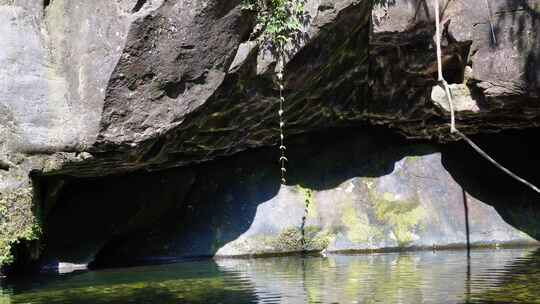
[1,247,540,303]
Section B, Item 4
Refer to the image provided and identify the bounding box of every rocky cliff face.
[1,0,539,273]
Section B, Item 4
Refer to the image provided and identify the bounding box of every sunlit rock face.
[34,128,539,269]
[214,153,531,256]
[1,0,540,272]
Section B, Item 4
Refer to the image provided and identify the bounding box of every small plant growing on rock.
[241,0,306,48]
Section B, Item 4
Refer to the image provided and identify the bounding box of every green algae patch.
[0,187,41,267]
[7,276,252,304]
[371,192,427,247]
[271,226,331,252]
[341,201,382,244]
[219,226,335,256]
[223,225,334,256]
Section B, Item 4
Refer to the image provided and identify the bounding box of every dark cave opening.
[28,126,540,272]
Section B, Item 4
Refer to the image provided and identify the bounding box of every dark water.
[1,248,540,304]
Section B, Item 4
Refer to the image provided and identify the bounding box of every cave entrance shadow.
[441,128,540,241]
[40,126,434,269]
[286,127,435,190]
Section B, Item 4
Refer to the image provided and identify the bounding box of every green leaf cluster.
[241,0,306,48]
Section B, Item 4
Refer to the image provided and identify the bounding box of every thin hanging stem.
[277,45,287,184]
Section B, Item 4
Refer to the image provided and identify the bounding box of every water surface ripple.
[1,248,540,303]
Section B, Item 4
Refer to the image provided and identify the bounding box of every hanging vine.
[241,0,307,184]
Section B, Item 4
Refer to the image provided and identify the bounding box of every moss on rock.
[271,226,331,252]
[0,186,41,268]
[297,186,317,219]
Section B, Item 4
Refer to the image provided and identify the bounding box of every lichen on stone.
[370,191,427,247]
[341,200,383,244]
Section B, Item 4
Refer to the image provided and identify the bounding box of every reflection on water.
[1,248,540,304]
